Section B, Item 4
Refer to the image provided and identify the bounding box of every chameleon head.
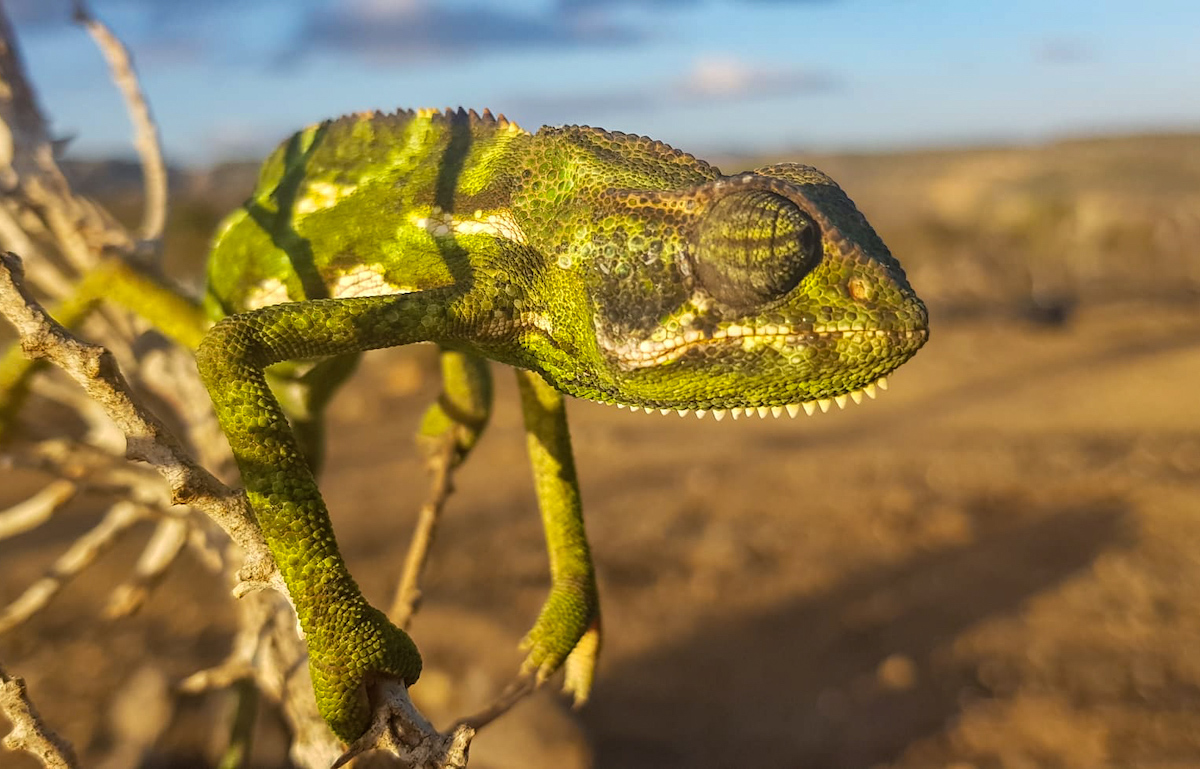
[560,163,928,413]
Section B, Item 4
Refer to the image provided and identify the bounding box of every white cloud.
[678,55,836,99]
[506,55,838,123]
[342,0,426,23]
[683,56,759,97]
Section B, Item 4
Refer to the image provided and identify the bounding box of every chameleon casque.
[1,107,928,741]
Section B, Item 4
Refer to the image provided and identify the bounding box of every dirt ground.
[3,139,1200,768]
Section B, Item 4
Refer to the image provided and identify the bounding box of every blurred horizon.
[7,0,1200,167]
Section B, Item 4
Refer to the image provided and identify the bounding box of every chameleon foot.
[308,605,423,742]
[519,579,601,704]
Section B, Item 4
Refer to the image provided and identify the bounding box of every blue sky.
[9,0,1200,165]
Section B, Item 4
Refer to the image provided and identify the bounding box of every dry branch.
[389,435,458,628]
[0,250,476,766]
[0,478,76,540]
[70,0,168,247]
[0,500,146,635]
[104,515,191,618]
[0,252,267,567]
[0,661,79,769]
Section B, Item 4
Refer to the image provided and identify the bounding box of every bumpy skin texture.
[8,107,928,741]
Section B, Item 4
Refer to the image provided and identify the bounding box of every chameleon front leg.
[514,368,601,703]
[195,291,458,741]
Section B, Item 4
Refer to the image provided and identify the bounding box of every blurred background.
[2,1,1199,767]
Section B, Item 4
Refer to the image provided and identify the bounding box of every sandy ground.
[2,294,1199,768]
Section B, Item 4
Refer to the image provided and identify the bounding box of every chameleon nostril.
[848,277,873,301]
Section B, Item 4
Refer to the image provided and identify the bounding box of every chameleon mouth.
[604,372,894,422]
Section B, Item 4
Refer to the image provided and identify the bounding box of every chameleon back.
[204,108,534,320]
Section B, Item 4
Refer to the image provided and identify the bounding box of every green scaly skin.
[0,107,928,741]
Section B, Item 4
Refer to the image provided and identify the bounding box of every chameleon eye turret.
[691,189,821,311]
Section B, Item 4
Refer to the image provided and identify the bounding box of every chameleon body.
[1,107,928,741]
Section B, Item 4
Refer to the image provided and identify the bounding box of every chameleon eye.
[691,190,820,310]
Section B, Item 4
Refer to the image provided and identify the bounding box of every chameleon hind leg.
[514,368,601,704]
[0,257,207,439]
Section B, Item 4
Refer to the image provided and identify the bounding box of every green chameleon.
[0,107,928,741]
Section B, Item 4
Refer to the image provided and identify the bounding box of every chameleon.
[0,106,928,741]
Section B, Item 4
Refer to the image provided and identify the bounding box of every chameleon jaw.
[585,323,924,421]
[587,372,894,422]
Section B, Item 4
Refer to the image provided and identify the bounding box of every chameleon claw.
[561,618,601,706]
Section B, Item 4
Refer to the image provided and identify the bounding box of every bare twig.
[0,478,76,541]
[177,614,264,696]
[0,501,146,635]
[104,515,191,618]
[0,201,72,299]
[2,438,169,505]
[31,373,130,451]
[0,5,126,273]
[389,435,458,628]
[0,660,79,769]
[186,519,227,573]
[96,666,172,769]
[456,678,538,733]
[69,0,168,248]
[0,6,53,180]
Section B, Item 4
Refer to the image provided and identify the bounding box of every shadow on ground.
[585,502,1131,769]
